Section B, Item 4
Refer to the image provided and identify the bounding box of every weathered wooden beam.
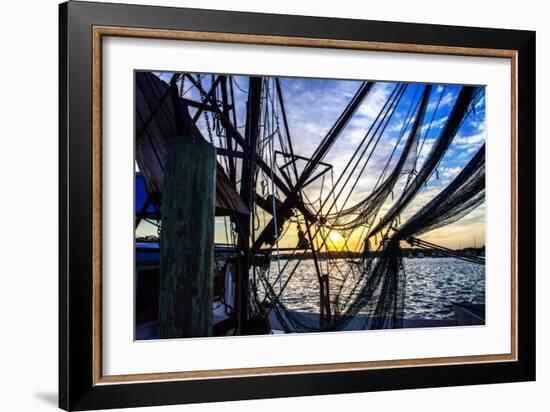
[254,192,282,215]
[158,134,216,339]
[219,76,237,186]
[182,98,231,112]
[215,148,247,159]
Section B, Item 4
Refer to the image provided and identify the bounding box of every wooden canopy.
[135,71,248,216]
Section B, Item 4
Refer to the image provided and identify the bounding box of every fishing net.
[396,144,485,240]
[329,85,432,232]
[260,136,485,333]
[368,86,478,238]
[340,143,486,331]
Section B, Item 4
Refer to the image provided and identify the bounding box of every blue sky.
[139,73,486,250]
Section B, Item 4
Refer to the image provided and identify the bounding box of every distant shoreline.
[270,246,485,260]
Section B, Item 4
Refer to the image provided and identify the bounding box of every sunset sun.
[328,231,344,248]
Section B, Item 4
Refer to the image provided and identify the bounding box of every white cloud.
[356,83,396,122]
[453,131,486,147]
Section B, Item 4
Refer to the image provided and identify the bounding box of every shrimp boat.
[134,71,487,338]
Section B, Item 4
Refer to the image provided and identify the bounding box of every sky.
[136,73,486,251]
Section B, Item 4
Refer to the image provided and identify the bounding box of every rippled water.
[262,257,485,320]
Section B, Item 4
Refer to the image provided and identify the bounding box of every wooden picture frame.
[59,1,535,410]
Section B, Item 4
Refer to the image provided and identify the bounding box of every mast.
[235,76,263,333]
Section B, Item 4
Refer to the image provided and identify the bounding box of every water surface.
[260,257,485,320]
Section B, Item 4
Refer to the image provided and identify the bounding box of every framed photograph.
[59,1,535,410]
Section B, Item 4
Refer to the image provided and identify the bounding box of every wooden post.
[158,135,216,338]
